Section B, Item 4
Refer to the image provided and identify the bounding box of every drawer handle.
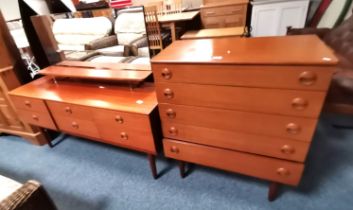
[291,97,308,110]
[281,145,295,154]
[163,88,174,99]
[276,168,290,176]
[71,122,79,129]
[120,132,128,140]
[32,114,39,121]
[299,71,317,86]
[65,107,72,114]
[206,11,216,16]
[115,115,124,124]
[24,100,31,108]
[169,126,178,135]
[161,68,172,80]
[170,146,179,154]
[166,108,176,119]
[286,123,301,134]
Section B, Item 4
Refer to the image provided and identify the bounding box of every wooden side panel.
[164,139,305,186]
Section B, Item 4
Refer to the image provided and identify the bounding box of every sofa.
[287,11,353,114]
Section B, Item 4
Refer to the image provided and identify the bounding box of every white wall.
[0,0,21,21]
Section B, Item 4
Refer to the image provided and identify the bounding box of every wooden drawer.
[93,109,156,153]
[159,104,317,142]
[162,122,310,162]
[47,101,94,120]
[156,83,326,118]
[11,96,48,112]
[164,139,304,186]
[202,15,244,28]
[55,116,99,138]
[16,109,56,130]
[152,64,333,91]
[202,5,245,17]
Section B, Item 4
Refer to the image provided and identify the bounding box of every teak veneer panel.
[16,109,57,130]
[158,104,318,142]
[153,64,334,91]
[164,139,304,186]
[151,35,337,65]
[156,83,326,118]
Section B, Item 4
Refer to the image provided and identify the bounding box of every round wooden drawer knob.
[120,132,128,140]
[24,100,31,108]
[163,88,174,99]
[281,145,295,154]
[71,122,79,129]
[286,123,301,134]
[169,126,178,135]
[276,168,290,176]
[291,97,308,110]
[65,107,72,114]
[170,146,179,154]
[32,114,39,121]
[115,115,124,124]
[166,108,176,119]
[161,68,172,80]
[299,71,317,86]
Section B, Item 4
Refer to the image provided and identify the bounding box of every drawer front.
[55,116,99,138]
[93,109,156,153]
[202,5,245,17]
[162,122,310,162]
[202,15,244,28]
[156,83,326,118]
[152,64,333,91]
[159,104,317,142]
[11,96,48,112]
[47,101,94,120]
[16,109,56,130]
[164,139,304,186]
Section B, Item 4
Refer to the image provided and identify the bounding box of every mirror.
[31,6,151,71]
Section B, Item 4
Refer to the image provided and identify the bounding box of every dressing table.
[9,63,161,179]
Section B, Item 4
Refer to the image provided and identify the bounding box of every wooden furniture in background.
[144,6,165,54]
[0,11,49,145]
[151,35,337,200]
[9,64,161,179]
[181,27,247,39]
[200,0,249,28]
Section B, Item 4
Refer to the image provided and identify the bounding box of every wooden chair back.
[144,6,164,52]
[145,1,165,16]
[165,0,182,14]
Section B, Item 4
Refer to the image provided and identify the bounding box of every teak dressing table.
[9,63,161,179]
[151,35,338,200]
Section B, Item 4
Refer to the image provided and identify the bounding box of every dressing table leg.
[147,154,158,179]
[179,161,186,178]
[268,182,280,201]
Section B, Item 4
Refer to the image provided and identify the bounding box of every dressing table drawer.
[16,109,56,130]
[55,117,99,138]
[156,83,326,117]
[202,5,246,17]
[164,139,304,186]
[152,64,333,91]
[11,96,48,112]
[47,101,94,120]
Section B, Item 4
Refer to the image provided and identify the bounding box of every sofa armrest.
[85,35,118,50]
[286,26,331,40]
[130,36,148,56]
[0,180,57,210]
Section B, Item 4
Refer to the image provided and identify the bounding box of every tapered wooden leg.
[268,182,280,201]
[179,161,186,178]
[147,154,158,179]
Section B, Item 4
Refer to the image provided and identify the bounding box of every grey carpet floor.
[0,114,352,210]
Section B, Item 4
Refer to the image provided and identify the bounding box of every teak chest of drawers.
[9,68,161,179]
[151,35,337,200]
[200,0,249,28]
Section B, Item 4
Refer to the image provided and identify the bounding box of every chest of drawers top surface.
[151,35,337,65]
[9,76,158,115]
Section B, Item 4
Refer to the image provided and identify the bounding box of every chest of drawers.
[9,73,161,179]
[151,35,337,200]
[200,0,249,28]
